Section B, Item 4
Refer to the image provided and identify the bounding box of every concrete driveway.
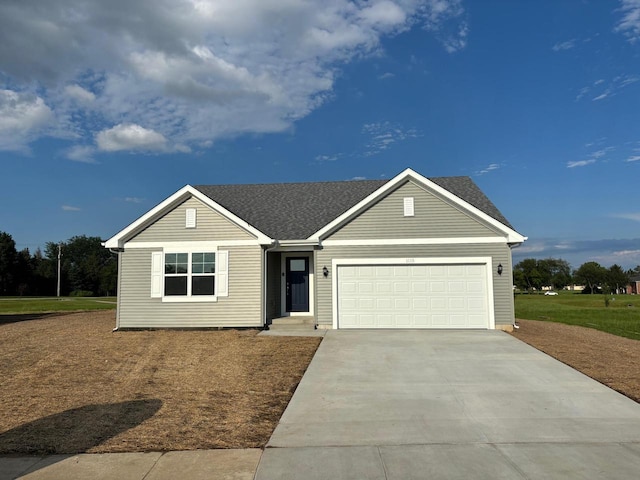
[256,330,640,479]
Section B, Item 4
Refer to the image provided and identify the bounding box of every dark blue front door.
[286,257,309,312]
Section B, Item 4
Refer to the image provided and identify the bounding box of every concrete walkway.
[255,330,640,479]
[3,330,640,479]
[0,449,261,480]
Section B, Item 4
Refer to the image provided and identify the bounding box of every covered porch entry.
[266,248,316,330]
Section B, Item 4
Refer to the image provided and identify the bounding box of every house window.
[164,252,215,296]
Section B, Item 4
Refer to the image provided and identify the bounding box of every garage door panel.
[430,297,447,310]
[394,298,410,310]
[337,262,490,329]
[376,281,393,294]
[377,298,393,309]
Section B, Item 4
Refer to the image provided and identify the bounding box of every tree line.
[0,231,117,297]
[513,257,639,294]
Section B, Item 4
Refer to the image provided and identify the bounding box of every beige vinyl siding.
[118,245,262,328]
[327,180,502,240]
[316,243,514,328]
[129,197,256,243]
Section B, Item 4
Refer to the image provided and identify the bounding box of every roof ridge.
[194,178,388,188]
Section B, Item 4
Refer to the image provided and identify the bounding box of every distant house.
[627,275,640,295]
[564,284,586,292]
[104,168,526,331]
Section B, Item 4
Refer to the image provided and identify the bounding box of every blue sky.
[1,0,639,270]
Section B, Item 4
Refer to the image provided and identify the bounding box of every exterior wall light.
[323,266,329,277]
[497,264,503,276]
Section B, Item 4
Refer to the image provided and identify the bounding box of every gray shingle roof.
[194,176,513,240]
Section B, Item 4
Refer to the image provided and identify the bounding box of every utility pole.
[57,243,62,298]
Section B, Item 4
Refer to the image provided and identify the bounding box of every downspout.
[263,241,279,329]
[108,247,123,332]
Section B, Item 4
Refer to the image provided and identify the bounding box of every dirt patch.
[0,311,321,454]
[511,319,640,403]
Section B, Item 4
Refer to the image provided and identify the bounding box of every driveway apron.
[256,330,640,479]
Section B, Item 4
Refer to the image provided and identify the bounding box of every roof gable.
[310,169,525,243]
[103,186,271,249]
[105,169,525,248]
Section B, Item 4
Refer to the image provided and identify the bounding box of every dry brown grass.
[511,318,640,403]
[0,311,320,454]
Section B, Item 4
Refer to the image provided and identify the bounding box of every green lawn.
[515,291,640,340]
[0,297,117,315]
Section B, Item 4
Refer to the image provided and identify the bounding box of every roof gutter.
[272,239,320,251]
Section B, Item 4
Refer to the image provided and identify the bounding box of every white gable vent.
[185,208,197,228]
[403,197,415,217]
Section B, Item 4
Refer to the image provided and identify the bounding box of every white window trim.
[151,246,228,302]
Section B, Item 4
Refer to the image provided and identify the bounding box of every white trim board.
[124,240,261,249]
[331,256,496,330]
[322,237,507,247]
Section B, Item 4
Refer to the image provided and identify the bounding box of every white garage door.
[337,263,490,329]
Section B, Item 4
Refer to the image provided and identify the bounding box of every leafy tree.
[538,258,572,290]
[513,258,546,292]
[573,261,607,294]
[606,264,629,294]
[31,248,56,295]
[0,232,18,295]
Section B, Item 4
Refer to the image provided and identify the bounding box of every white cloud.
[612,212,640,222]
[581,74,640,102]
[378,72,395,80]
[575,86,590,101]
[66,145,97,163]
[351,176,367,180]
[476,163,500,176]
[315,154,340,162]
[615,0,640,42]
[552,39,576,51]
[362,121,421,156]
[590,147,615,158]
[567,159,596,168]
[0,90,54,151]
[64,85,95,103]
[61,205,81,211]
[626,155,640,162]
[124,197,144,204]
[0,0,468,153]
[96,123,168,152]
[513,237,640,270]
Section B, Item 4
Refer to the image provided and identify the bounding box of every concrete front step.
[269,323,317,331]
[270,316,315,326]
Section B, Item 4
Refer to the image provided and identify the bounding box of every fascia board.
[309,167,526,244]
[104,185,272,248]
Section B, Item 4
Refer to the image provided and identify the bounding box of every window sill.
[161,296,218,303]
